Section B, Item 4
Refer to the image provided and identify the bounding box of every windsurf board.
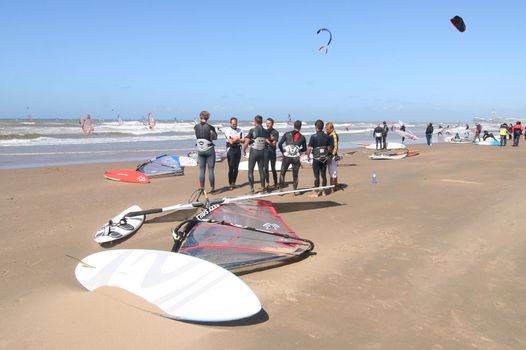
[74,249,262,322]
[94,205,145,243]
[104,170,150,184]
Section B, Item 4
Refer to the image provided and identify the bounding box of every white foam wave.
[0,134,195,147]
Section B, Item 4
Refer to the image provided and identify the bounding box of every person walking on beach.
[373,124,383,150]
[511,121,524,147]
[499,123,509,146]
[382,121,389,149]
[306,120,334,197]
[473,123,482,143]
[325,121,339,192]
[279,120,306,192]
[425,123,434,146]
[194,111,217,193]
[508,123,513,140]
[243,115,270,193]
[224,117,243,190]
[264,117,279,190]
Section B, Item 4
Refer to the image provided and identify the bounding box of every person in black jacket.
[306,120,334,197]
[425,123,434,146]
[381,121,389,149]
[264,117,279,190]
[278,120,307,191]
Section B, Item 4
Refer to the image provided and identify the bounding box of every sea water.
[0,118,497,170]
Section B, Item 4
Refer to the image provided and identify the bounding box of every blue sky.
[1,0,525,121]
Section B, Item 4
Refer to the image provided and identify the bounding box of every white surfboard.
[75,249,262,322]
[364,142,407,150]
[94,205,145,244]
[239,160,283,171]
[178,156,198,167]
[475,139,500,146]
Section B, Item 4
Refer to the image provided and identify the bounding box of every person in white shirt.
[224,117,243,190]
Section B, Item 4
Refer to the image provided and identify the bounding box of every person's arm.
[242,129,253,155]
[278,133,286,154]
[210,125,217,140]
[306,136,313,158]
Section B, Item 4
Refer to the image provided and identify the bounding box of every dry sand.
[1,144,526,349]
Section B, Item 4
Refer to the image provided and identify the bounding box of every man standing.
[264,117,279,190]
[224,117,243,190]
[382,121,389,149]
[306,120,333,197]
[278,120,307,192]
[473,123,482,143]
[325,121,339,193]
[373,124,383,150]
[194,111,217,193]
[425,123,434,146]
[511,121,524,147]
[243,115,270,193]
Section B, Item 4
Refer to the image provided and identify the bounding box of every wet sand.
[1,143,525,349]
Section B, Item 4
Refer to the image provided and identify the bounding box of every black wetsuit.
[373,126,383,150]
[265,128,279,187]
[225,127,242,186]
[246,126,269,190]
[194,122,217,189]
[278,130,307,190]
[382,124,389,149]
[308,131,334,189]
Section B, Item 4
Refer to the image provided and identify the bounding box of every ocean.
[0,118,500,170]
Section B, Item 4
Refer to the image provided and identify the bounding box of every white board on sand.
[364,142,407,150]
[75,249,262,322]
[239,160,283,171]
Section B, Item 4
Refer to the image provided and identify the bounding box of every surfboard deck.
[74,249,262,322]
[363,142,407,150]
[104,170,150,184]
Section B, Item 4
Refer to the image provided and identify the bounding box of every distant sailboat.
[21,107,35,125]
[82,114,94,134]
[117,114,124,125]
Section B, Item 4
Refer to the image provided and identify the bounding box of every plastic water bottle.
[371,171,377,184]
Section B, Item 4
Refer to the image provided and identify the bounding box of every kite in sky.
[450,16,466,32]
[317,28,332,54]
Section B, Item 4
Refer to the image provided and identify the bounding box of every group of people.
[498,121,524,147]
[194,111,340,196]
[373,121,390,149]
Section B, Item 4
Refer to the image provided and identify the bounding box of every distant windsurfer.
[306,120,333,197]
[425,123,434,146]
[264,117,279,190]
[482,131,497,142]
[400,123,406,143]
[243,115,270,193]
[224,117,243,190]
[279,120,306,193]
[194,111,217,193]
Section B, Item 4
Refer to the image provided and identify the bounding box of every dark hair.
[266,117,274,125]
[294,120,302,130]
[254,115,263,125]
[315,119,324,130]
[199,111,210,119]
[230,117,238,123]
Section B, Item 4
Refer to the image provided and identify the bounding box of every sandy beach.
[1,143,526,349]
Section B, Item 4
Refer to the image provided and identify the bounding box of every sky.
[1,0,525,122]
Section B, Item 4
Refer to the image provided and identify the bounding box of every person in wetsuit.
[400,123,406,143]
[373,124,383,150]
[264,117,279,190]
[499,123,508,146]
[482,130,498,142]
[381,121,389,149]
[224,117,243,190]
[194,110,217,193]
[306,120,334,197]
[278,120,307,192]
[511,121,524,147]
[243,115,270,193]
